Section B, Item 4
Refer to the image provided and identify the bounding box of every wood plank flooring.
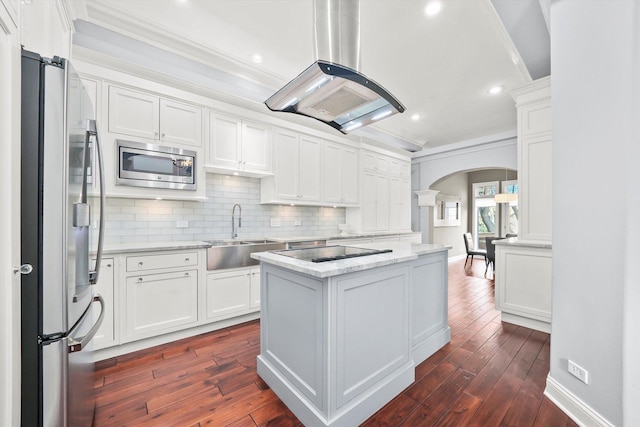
[94,257,577,427]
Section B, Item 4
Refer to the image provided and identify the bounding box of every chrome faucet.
[231,204,242,239]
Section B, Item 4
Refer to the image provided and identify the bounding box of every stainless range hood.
[264,0,405,134]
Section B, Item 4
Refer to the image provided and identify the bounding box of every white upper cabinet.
[295,134,322,201]
[322,142,358,206]
[108,85,202,147]
[207,112,271,176]
[160,100,203,146]
[262,128,359,206]
[347,150,412,232]
[262,128,321,203]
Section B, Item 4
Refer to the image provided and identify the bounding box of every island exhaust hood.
[264,0,405,134]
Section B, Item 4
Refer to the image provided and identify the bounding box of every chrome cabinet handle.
[185,258,190,263]
[185,272,190,277]
[14,264,33,275]
[138,262,143,267]
[138,277,143,282]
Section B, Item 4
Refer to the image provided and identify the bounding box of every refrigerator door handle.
[68,294,105,353]
[87,119,105,285]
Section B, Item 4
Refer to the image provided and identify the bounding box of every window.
[501,180,519,237]
[472,181,498,248]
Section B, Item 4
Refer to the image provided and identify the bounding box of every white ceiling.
[75,0,548,152]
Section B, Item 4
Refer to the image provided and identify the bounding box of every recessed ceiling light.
[488,85,504,95]
[252,54,263,63]
[425,1,442,16]
[411,113,421,121]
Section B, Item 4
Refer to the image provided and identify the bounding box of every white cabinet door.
[108,86,160,140]
[249,267,261,309]
[376,174,390,230]
[160,99,202,147]
[125,269,198,339]
[241,121,271,172]
[322,142,343,204]
[208,112,242,168]
[274,129,300,200]
[361,171,378,231]
[389,177,411,231]
[342,147,359,205]
[298,135,321,201]
[206,269,252,320]
[322,143,359,206]
[93,259,115,348]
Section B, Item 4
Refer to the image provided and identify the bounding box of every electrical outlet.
[295,220,302,226]
[176,220,189,228]
[270,218,281,227]
[568,360,589,384]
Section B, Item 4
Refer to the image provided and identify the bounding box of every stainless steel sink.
[206,239,286,270]
[208,240,248,246]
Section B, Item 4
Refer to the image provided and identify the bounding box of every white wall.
[431,173,468,257]
[0,1,22,425]
[550,1,639,425]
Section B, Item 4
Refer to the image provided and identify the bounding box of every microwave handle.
[87,119,105,285]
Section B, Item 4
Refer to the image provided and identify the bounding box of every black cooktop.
[273,245,393,263]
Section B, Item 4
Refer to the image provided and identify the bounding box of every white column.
[548,1,639,425]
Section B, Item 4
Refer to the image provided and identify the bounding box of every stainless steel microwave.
[116,140,196,190]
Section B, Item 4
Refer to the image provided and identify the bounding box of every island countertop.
[251,241,450,278]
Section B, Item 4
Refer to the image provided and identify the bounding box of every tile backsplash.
[91,173,346,245]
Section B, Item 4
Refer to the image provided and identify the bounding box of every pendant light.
[494,169,517,203]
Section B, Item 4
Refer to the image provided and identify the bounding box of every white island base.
[253,243,451,427]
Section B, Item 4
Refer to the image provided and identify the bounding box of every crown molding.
[83,0,285,90]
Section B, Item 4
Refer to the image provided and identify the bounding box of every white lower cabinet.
[494,243,552,333]
[206,267,261,321]
[93,259,116,349]
[125,269,198,340]
[249,267,261,309]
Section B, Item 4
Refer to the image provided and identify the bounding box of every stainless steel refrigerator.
[20,49,106,426]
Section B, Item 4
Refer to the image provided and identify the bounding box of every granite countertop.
[266,231,420,243]
[250,241,450,279]
[100,240,212,255]
[492,237,552,249]
[100,231,422,254]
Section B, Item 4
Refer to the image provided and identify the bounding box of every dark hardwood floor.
[94,257,577,427]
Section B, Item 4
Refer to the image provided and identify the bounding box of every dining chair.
[463,232,486,267]
[485,236,496,276]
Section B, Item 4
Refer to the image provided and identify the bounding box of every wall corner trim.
[544,375,615,427]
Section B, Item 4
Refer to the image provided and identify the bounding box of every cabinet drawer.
[126,269,198,338]
[126,252,198,272]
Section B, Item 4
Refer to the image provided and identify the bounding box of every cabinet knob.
[161,133,166,139]
[138,277,143,282]
[154,132,159,139]
[185,272,190,277]
[107,263,112,268]
[138,262,143,267]
[185,258,190,263]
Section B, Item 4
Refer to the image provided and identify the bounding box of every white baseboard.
[544,375,615,427]
[448,253,467,262]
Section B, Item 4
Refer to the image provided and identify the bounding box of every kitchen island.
[251,242,450,427]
